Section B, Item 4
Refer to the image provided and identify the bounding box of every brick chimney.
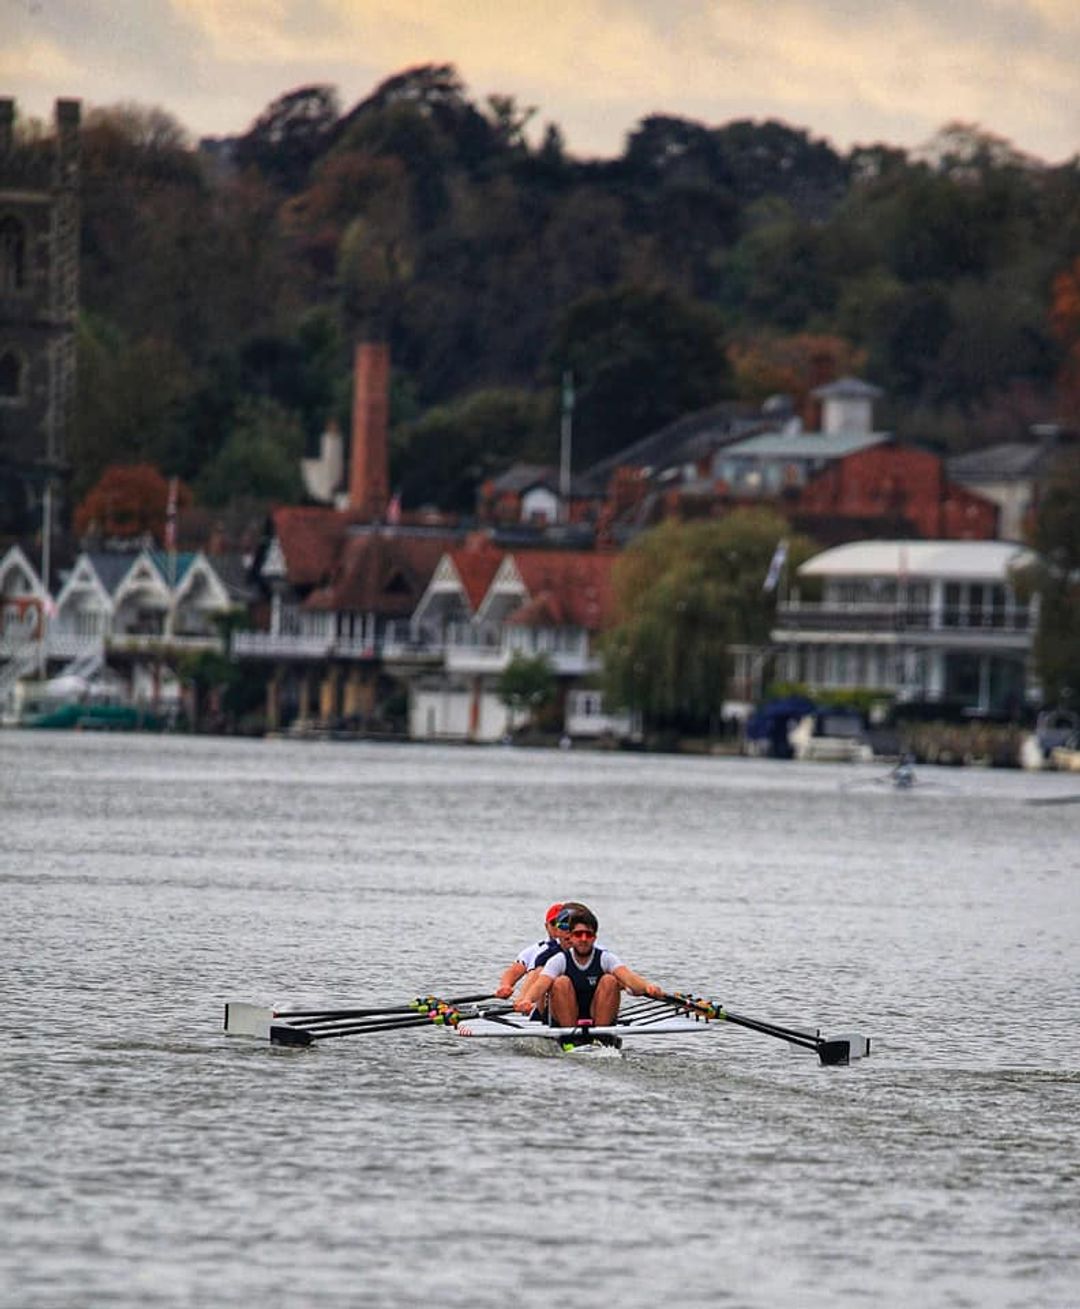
[348,342,390,519]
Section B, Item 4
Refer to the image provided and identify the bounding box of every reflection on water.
[1,732,1078,1308]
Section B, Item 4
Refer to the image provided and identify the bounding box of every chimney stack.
[348,342,390,519]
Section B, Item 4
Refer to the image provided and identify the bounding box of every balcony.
[774,601,1033,639]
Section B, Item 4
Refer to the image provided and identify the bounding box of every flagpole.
[559,370,574,523]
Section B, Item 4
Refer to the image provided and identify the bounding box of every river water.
[1,732,1077,1308]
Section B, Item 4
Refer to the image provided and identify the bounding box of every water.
[2,732,1078,1308]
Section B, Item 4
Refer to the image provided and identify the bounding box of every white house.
[771,540,1039,715]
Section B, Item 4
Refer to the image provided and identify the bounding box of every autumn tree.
[73,464,191,544]
[1049,256,1080,421]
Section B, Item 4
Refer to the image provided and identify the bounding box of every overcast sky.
[4,0,1079,163]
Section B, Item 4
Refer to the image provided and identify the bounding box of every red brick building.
[796,444,999,542]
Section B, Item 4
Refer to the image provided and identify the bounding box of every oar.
[274,992,497,1022]
[661,992,868,1066]
[270,999,512,1046]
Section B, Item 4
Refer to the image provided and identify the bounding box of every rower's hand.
[513,997,535,1014]
[640,983,664,998]
[494,985,513,999]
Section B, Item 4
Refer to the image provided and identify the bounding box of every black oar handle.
[662,993,821,1051]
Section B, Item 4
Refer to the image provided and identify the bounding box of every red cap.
[544,902,564,924]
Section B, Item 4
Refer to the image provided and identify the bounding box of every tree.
[391,387,550,510]
[233,85,340,193]
[498,653,557,730]
[73,464,191,544]
[1025,450,1080,705]
[195,398,305,508]
[1050,256,1080,420]
[548,285,732,468]
[602,511,810,732]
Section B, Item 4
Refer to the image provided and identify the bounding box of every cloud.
[3,0,1078,161]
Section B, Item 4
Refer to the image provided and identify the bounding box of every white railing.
[233,631,333,658]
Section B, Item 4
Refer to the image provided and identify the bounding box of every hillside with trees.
[46,64,1080,514]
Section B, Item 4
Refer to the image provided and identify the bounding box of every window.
[0,216,27,293]
[0,349,22,400]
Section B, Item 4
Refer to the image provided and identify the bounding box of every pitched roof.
[488,464,559,495]
[798,540,1037,581]
[509,550,616,631]
[304,528,460,614]
[811,376,883,400]
[947,442,1054,481]
[721,429,889,459]
[577,402,762,494]
[85,551,141,596]
[271,506,353,588]
[448,543,505,610]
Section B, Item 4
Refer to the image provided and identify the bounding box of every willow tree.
[602,511,811,733]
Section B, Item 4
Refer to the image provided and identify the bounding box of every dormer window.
[0,216,27,293]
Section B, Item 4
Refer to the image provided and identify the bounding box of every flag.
[763,539,788,593]
[386,491,402,525]
[164,476,178,552]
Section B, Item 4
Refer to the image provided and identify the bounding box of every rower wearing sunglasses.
[514,905,663,1026]
[493,902,577,1000]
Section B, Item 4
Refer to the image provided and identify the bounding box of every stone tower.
[0,97,81,549]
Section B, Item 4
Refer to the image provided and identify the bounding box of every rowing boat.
[223,992,872,1065]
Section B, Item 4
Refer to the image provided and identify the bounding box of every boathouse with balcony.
[771,540,1039,715]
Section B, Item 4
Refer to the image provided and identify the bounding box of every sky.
[3,0,1080,164]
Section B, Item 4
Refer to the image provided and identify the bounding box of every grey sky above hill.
[4,0,1079,163]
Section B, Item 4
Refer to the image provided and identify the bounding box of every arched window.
[0,216,27,293]
[0,349,23,399]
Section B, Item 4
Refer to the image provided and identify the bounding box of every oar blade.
[817,1034,872,1066]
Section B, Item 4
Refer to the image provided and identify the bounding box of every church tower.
[0,97,81,558]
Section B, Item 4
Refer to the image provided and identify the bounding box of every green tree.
[391,387,550,511]
[603,511,811,732]
[498,653,557,729]
[1024,451,1080,704]
[548,284,732,468]
[196,397,305,507]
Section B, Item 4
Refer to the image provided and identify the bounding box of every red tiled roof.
[508,550,615,631]
[305,530,459,615]
[448,543,505,611]
[272,507,354,588]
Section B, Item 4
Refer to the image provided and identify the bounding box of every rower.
[493,903,574,999]
[515,906,663,1026]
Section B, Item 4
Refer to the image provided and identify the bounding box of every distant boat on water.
[20,700,164,731]
[11,673,165,732]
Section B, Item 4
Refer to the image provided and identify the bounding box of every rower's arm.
[494,961,526,999]
[612,964,663,998]
[514,971,554,1012]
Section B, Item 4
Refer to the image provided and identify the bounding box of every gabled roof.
[577,402,762,494]
[507,550,616,631]
[146,550,198,586]
[84,551,138,596]
[798,540,1037,581]
[304,528,460,615]
[270,507,353,588]
[448,543,505,610]
[488,464,559,495]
